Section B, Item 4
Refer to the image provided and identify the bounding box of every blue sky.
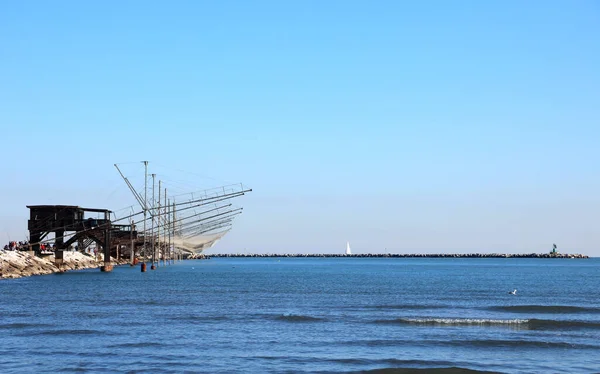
[1,1,599,255]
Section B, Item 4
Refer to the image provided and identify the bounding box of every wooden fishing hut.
[26,205,137,272]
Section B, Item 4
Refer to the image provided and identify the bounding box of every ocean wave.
[275,313,325,322]
[338,339,412,347]
[299,358,460,367]
[136,300,169,306]
[336,338,598,350]
[374,317,600,330]
[166,315,229,322]
[252,356,496,373]
[366,304,447,310]
[354,367,500,374]
[528,318,600,330]
[74,311,112,318]
[19,329,113,337]
[487,305,600,314]
[55,367,91,372]
[375,318,528,327]
[0,322,53,330]
[0,312,32,318]
[449,339,598,349]
[107,342,166,349]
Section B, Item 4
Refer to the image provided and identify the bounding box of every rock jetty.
[209,253,589,259]
[0,250,127,279]
[184,253,210,260]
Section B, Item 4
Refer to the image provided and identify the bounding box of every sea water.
[0,257,599,373]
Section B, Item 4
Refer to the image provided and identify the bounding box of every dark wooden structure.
[27,205,137,272]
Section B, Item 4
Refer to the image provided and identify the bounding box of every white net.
[171,231,229,253]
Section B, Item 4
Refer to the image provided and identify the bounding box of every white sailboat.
[345,241,352,255]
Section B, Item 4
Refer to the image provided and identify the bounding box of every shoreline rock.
[0,250,128,279]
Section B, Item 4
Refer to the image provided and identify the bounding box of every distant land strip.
[208,253,589,259]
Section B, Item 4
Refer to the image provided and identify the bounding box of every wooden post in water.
[55,229,65,270]
[100,210,113,272]
[130,219,134,265]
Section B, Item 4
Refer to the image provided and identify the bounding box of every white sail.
[345,241,351,255]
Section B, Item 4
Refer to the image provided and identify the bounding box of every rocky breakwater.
[184,253,210,260]
[210,252,589,259]
[0,251,123,279]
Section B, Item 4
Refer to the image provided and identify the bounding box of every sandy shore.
[0,250,127,279]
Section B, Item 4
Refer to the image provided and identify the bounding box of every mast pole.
[168,198,171,265]
[158,179,161,267]
[114,164,146,209]
[164,187,167,265]
[151,173,156,269]
[173,199,177,261]
[143,161,148,271]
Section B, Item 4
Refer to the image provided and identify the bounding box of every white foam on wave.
[403,318,529,325]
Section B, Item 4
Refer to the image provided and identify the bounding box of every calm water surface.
[1,257,599,373]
